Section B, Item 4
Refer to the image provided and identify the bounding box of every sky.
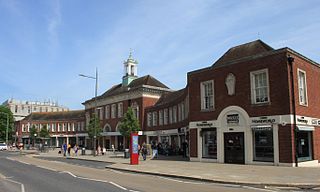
[0,0,319,110]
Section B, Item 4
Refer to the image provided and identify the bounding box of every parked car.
[0,143,8,150]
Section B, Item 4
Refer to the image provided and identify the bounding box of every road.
[0,151,279,192]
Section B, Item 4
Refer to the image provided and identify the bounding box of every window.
[181,102,185,120]
[111,104,116,118]
[159,110,163,126]
[178,104,182,122]
[22,124,26,132]
[152,112,157,126]
[251,69,269,104]
[72,123,75,132]
[52,124,56,132]
[297,131,313,161]
[253,127,274,162]
[147,113,152,127]
[15,105,18,113]
[99,108,104,120]
[105,105,110,119]
[169,108,173,124]
[118,103,123,118]
[164,108,168,125]
[173,106,177,123]
[298,69,308,106]
[202,128,217,159]
[201,80,214,110]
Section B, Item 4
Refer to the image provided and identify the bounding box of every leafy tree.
[39,125,50,139]
[119,107,140,148]
[87,114,102,150]
[0,106,14,143]
[29,125,38,147]
[87,114,102,139]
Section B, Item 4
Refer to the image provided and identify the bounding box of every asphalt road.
[0,151,283,192]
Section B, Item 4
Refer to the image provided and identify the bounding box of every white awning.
[251,125,272,131]
[297,125,315,131]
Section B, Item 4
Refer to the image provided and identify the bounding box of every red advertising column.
[130,133,139,165]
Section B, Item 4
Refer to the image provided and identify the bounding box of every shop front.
[190,106,284,165]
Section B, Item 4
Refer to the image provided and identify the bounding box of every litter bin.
[81,148,86,155]
[124,149,130,158]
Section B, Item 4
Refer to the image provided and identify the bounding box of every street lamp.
[79,68,98,157]
[0,111,9,145]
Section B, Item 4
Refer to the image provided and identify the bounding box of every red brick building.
[187,40,320,166]
[83,53,172,150]
[17,110,85,147]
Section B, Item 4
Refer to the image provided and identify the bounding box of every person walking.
[63,143,67,157]
[141,143,147,161]
[67,143,71,157]
[151,141,158,159]
[74,145,78,156]
[182,140,188,158]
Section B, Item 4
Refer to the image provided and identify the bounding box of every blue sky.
[0,0,319,110]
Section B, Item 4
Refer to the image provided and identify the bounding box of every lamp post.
[0,111,9,145]
[79,68,98,157]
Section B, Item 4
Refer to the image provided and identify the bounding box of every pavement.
[18,149,320,189]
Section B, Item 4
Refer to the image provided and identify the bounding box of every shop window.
[298,69,308,106]
[253,128,274,162]
[202,128,217,159]
[297,131,313,162]
[250,69,270,104]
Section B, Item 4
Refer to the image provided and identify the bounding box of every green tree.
[29,125,38,147]
[0,105,14,143]
[87,114,102,149]
[119,107,141,148]
[39,125,50,139]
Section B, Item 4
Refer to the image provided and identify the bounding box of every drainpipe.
[288,55,298,167]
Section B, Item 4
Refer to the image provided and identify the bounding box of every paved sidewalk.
[37,150,320,188]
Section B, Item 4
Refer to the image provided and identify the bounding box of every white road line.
[60,171,77,178]
[243,186,277,192]
[17,161,31,165]
[6,157,17,161]
[109,181,128,191]
[129,190,141,192]
[35,165,57,172]
[5,178,25,192]
[156,176,204,185]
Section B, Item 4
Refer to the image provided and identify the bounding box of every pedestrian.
[63,143,67,157]
[67,143,71,156]
[182,140,188,158]
[74,145,78,156]
[97,145,101,156]
[141,143,147,161]
[151,141,158,159]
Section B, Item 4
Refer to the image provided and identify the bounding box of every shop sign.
[297,117,308,124]
[227,114,239,125]
[251,116,276,124]
[196,121,213,127]
[311,119,320,126]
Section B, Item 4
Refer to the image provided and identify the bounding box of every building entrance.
[224,132,245,164]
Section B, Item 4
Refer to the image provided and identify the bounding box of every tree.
[0,106,14,143]
[39,125,50,138]
[87,114,102,149]
[119,107,141,148]
[29,125,38,147]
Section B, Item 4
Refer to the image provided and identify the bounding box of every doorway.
[224,132,245,164]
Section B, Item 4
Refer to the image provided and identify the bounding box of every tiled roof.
[92,75,169,100]
[212,39,274,68]
[22,110,85,121]
[154,88,187,106]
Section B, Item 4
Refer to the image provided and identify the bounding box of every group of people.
[138,140,188,160]
[61,143,79,157]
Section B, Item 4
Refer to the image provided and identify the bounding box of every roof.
[84,75,170,103]
[153,88,187,107]
[22,110,85,121]
[212,39,274,68]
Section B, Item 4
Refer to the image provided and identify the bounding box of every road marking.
[156,176,204,185]
[35,165,57,172]
[17,161,31,165]
[61,171,77,178]
[5,178,25,192]
[109,181,128,190]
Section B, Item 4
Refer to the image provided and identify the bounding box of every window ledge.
[251,102,271,107]
[200,108,215,112]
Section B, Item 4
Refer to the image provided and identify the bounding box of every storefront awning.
[297,125,315,131]
[251,125,272,131]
